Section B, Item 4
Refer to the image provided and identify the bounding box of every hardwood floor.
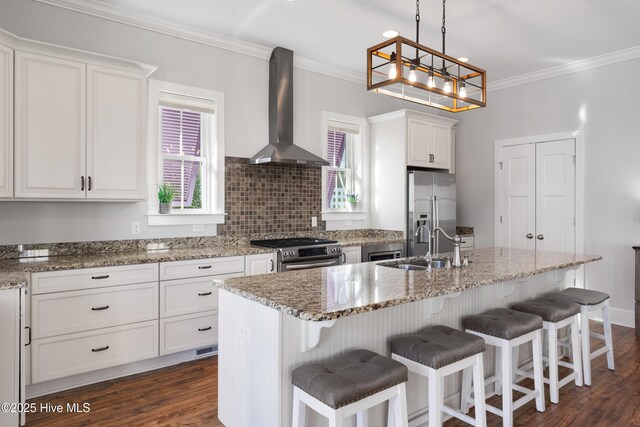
[25,323,639,426]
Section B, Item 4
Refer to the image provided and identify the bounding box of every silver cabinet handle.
[91,305,109,311]
[526,233,534,239]
[269,259,274,272]
[285,260,338,270]
[91,346,109,352]
[198,326,212,332]
[537,234,544,240]
[429,154,435,163]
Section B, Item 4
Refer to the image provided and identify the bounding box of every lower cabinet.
[341,246,362,264]
[31,321,158,383]
[0,288,21,427]
[160,312,218,356]
[245,252,277,275]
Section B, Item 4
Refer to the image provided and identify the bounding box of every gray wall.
[456,58,640,321]
[0,0,411,244]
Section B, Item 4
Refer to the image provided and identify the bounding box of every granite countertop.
[0,232,406,289]
[216,247,602,321]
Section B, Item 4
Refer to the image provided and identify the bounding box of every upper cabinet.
[406,116,453,170]
[14,53,147,200]
[14,52,86,199]
[0,41,12,199]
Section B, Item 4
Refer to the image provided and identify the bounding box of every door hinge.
[573,217,576,226]
[498,161,503,170]
[572,155,576,165]
[500,215,503,224]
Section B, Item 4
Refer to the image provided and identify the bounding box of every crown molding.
[488,45,640,92]
[35,0,640,91]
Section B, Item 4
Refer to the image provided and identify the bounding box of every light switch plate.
[311,216,318,227]
[131,222,141,235]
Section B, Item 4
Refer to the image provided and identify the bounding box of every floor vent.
[196,346,215,356]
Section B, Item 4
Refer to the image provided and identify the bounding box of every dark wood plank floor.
[25,322,640,426]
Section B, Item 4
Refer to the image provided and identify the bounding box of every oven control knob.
[290,251,295,256]
[331,248,336,253]
[282,252,288,257]
[337,247,342,252]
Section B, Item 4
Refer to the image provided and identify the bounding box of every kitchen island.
[216,248,600,427]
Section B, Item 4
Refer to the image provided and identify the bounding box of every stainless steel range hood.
[249,47,329,166]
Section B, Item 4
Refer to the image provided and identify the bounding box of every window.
[321,112,368,219]
[147,80,225,225]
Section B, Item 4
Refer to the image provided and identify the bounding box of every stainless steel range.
[250,238,343,272]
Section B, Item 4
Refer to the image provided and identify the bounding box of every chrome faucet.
[433,227,463,267]
[415,225,433,271]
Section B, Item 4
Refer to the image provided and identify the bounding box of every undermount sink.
[383,259,448,271]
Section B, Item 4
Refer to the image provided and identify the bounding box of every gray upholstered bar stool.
[544,288,615,386]
[291,349,409,427]
[389,325,487,427]
[461,309,545,427]
[511,296,583,403]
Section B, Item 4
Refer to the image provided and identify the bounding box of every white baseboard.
[26,346,216,399]
[591,306,635,329]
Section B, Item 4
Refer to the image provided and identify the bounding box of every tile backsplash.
[217,157,326,235]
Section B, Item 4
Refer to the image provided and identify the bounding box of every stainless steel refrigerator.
[407,170,456,257]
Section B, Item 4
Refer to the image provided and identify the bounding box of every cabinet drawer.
[160,311,217,356]
[31,263,158,294]
[31,320,158,383]
[160,273,242,318]
[159,256,244,280]
[32,282,158,339]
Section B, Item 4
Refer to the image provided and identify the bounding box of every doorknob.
[537,234,544,240]
[526,233,534,239]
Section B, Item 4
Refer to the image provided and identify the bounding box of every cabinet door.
[15,51,86,198]
[0,289,20,427]
[0,43,12,198]
[406,118,430,168]
[245,253,276,275]
[87,65,146,199]
[341,246,361,264]
[429,123,452,170]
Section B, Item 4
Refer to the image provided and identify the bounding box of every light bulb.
[459,81,466,98]
[427,71,435,88]
[443,78,452,93]
[388,65,397,79]
[408,65,417,82]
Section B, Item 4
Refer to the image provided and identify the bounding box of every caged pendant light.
[367,0,486,113]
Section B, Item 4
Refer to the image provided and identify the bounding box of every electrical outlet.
[193,224,205,232]
[311,216,318,227]
[131,222,141,235]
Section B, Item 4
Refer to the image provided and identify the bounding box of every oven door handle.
[283,260,339,270]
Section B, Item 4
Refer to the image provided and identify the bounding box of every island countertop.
[216,247,601,321]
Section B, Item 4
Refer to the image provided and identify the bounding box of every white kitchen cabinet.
[341,246,361,264]
[159,256,244,281]
[14,49,150,200]
[407,117,452,170]
[86,65,146,199]
[245,253,277,275]
[369,109,457,231]
[0,41,12,199]
[14,51,86,199]
[0,288,21,427]
[160,311,218,356]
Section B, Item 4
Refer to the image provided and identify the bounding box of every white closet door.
[0,42,12,198]
[535,139,575,253]
[500,144,536,250]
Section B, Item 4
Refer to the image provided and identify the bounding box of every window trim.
[320,111,368,221]
[147,80,225,226]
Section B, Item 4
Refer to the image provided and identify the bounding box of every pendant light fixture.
[367,0,486,113]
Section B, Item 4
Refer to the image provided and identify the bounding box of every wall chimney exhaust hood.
[249,47,329,166]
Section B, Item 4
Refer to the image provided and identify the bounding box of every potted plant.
[346,192,359,211]
[158,182,176,214]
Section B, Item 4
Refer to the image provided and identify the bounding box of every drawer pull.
[91,345,110,352]
[91,305,110,311]
[91,275,110,280]
[198,326,212,332]
[198,292,212,296]
[198,265,212,270]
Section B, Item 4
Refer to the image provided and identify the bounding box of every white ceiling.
[78,0,640,82]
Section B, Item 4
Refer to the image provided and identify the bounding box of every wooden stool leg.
[602,300,615,371]
[532,329,546,412]
[394,383,409,427]
[329,409,344,427]
[580,306,592,386]
[547,322,559,404]
[570,316,583,386]
[460,366,472,414]
[472,353,487,427]
[356,410,368,427]
[500,341,514,427]
[428,371,443,427]
[494,346,503,396]
[292,387,305,427]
